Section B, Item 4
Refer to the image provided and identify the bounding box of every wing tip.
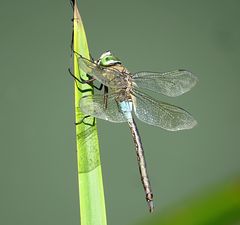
[168,118,198,131]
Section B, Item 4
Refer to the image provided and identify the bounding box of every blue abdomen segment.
[119,101,133,122]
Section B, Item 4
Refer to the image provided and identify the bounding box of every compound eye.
[105,57,110,61]
[98,52,121,66]
[102,56,112,66]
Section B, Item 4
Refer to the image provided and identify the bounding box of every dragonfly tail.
[148,199,154,213]
[128,118,154,212]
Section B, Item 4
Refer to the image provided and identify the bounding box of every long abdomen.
[128,118,154,212]
[120,101,154,212]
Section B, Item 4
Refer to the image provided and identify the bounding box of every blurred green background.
[0,1,240,225]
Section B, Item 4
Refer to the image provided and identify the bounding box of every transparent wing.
[78,56,127,88]
[80,93,128,123]
[132,70,198,97]
[131,89,197,131]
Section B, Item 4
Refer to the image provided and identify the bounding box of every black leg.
[70,50,104,90]
[75,80,93,94]
[89,53,95,62]
[93,83,103,91]
[68,68,84,84]
[68,69,93,93]
[75,115,96,127]
[103,86,109,110]
[68,68,104,91]
[72,49,82,59]
[72,49,95,63]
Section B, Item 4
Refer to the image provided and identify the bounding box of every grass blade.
[71,1,107,224]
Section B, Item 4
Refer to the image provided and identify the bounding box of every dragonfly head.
[97,51,121,67]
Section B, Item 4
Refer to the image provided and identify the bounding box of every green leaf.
[71,1,107,224]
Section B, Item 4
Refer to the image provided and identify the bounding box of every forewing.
[131,89,197,131]
[78,56,126,88]
[132,70,198,97]
[80,93,127,123]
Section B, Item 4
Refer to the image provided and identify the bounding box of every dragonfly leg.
[75,115,96,127]
[89,53,95,62]
[70,50,104,90]
[93,83,103,91]
[103,86,109,109]
[68,68,103,91]
[72,49,81,58]
[75,80,93,93]
[69,69,93,93]
[72,49,95,63]
[74,56,103,90]
[71,39,95,63]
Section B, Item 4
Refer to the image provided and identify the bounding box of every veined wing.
[80,93,128,123]
[78,56,127,88]
[132,70,197,97]
[131,89,197,131]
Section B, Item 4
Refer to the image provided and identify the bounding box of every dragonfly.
[77,51,198,212]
